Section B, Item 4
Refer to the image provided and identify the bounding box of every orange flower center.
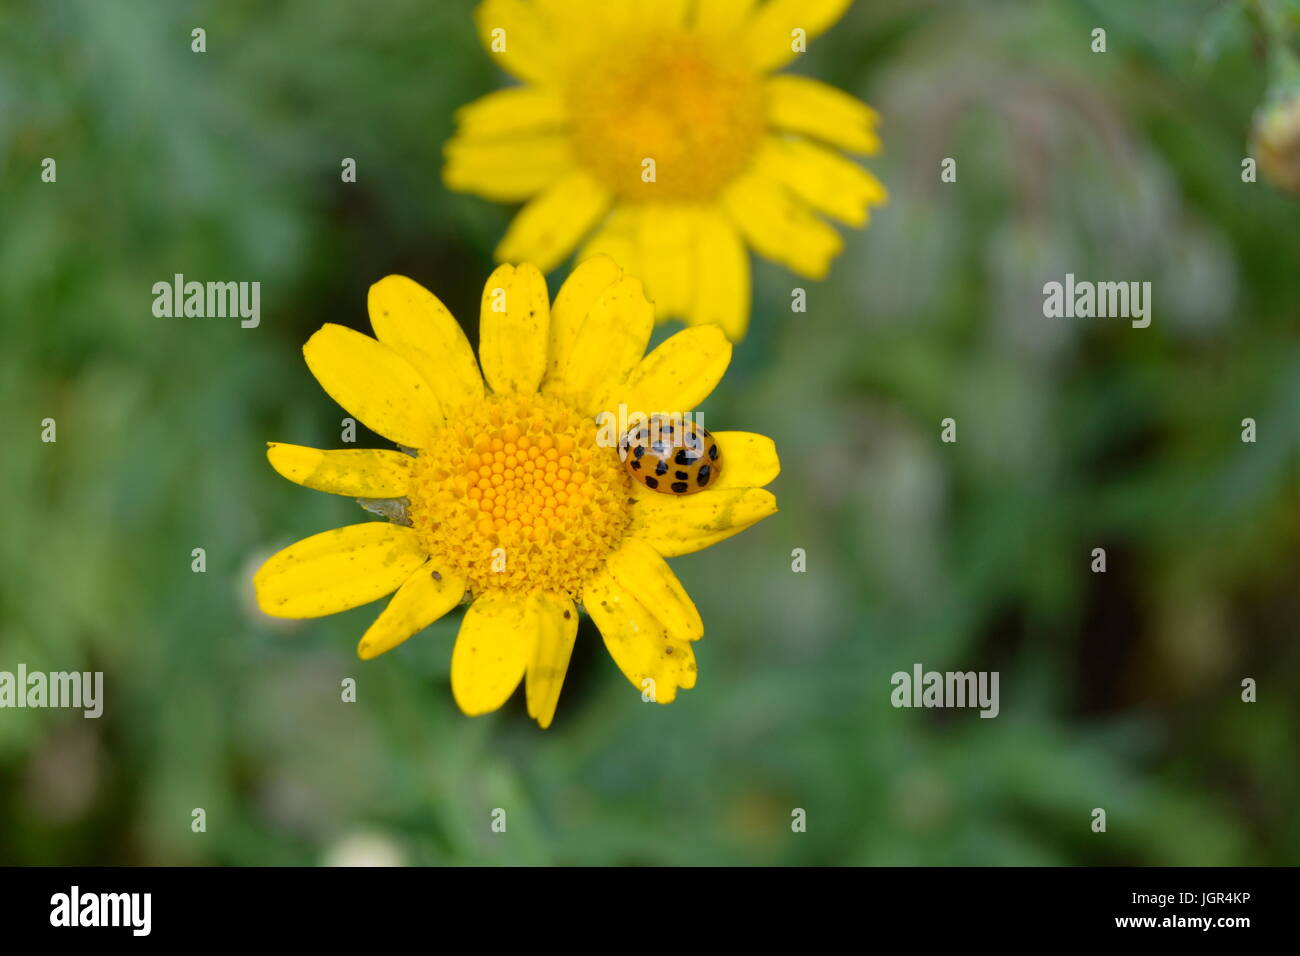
[407,394,631,598]
[568,33,767,202]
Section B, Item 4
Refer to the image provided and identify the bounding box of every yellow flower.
[254,257,779,727]
[445,0,887,340]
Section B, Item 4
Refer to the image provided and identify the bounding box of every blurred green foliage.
[1,0,1297,865]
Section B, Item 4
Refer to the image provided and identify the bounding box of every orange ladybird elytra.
[618,415,721,495]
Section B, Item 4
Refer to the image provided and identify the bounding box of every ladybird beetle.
[618,415,720,494]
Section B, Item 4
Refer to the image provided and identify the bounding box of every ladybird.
[618,415,720,494]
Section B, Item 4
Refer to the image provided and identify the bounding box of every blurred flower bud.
[322,829,406,867]
[1252,90,1300,194]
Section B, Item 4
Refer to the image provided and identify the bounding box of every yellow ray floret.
[445,0,887,340]
[255,256,779,727]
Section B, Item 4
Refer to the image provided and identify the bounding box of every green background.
[1,0,1297,865]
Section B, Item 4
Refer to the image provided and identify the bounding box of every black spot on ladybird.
[644,476,659,489]
[671,481,688,493]
[655,459,669,476]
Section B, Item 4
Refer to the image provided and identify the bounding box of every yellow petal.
[634,205,696,322]
[524,592,579,728]
[266,443,411,498]
[765,74,881,154]
[577,205,640,285]
[450,87,568,139]
[443,133,574,202]
[604,538,703,642]
[628,487,778,557]
[547,254,624,384]
[533,0,606,58]
[255,523,427,618]
[713,432,782,491]
[710,431,780,490]
[367,275,484,412]
[450,591,532,716]
[358,562,467,660]
[742,0,854,71]
[755,137,887,227]
[581,206,748,336]
[496,170,612,273]
[479,263,550,395]
[637,0,691,31]
[694,0,757,35]
[601,324,731,417]
[547,274,654,413]
[721,172,843,280]
[474,0,563,86]
[692,208,751,340]
[303,324,443,448]
[584,567,698,704]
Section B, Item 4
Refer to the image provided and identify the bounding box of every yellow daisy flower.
[254,257,779,728]
[445,0,887,340]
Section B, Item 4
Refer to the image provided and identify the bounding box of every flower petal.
[533,0,607,58]
[357,562,467,660]
[547,254,625,384]
[628,487,778,557]
[710,432,780,490]
[367,275,484,412]
[637,0,691,31]
[479,263,550,395]
[443,133,575,201]
[303,324,443,448]
[582,206,748,336]
[755,137,886,227]
[692,208,751,339]
[721,172,843,279]
[765,74,881,154]
[547,274,655,413]
[255,523,427,619]
[584,566,698,704]
[474,0,564,86]
[524,591,579,728]
[634,204,697,322]
[266,443,411,498]
[601,324,731,416]
[450,86,569,139]
[451,591,532,716]
[496,170,612,272]
[604,537,703,642]
[694,0,757,35]
[742,0,855,71]
[577,205,640,287]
